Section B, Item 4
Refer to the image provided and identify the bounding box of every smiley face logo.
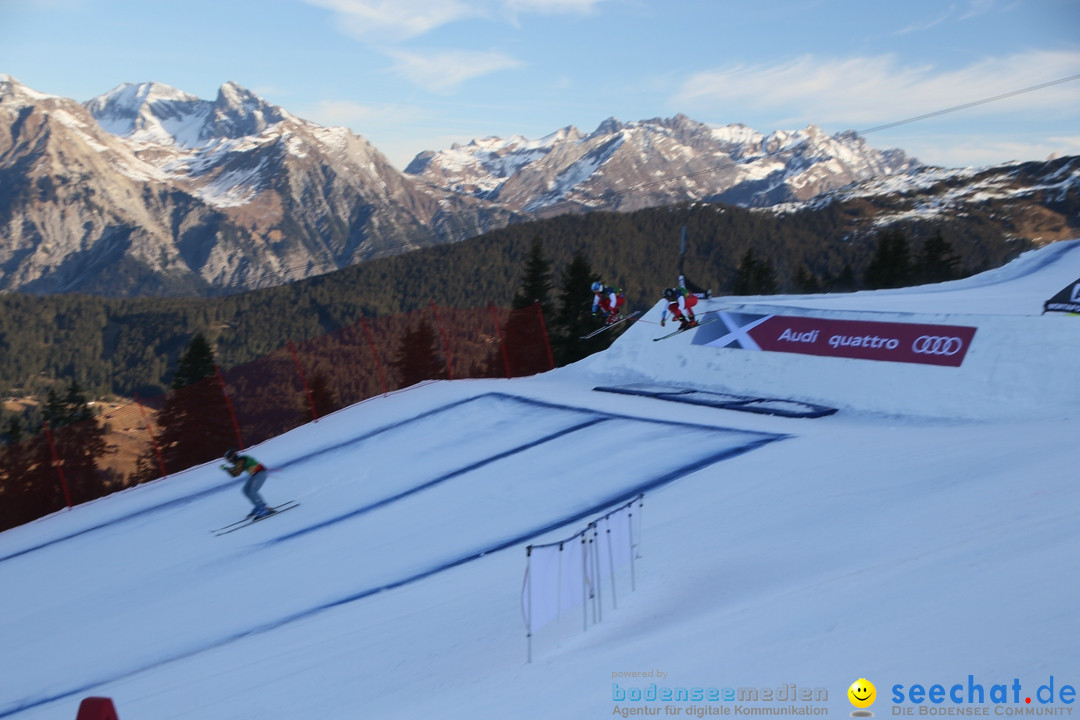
[848,678,876,709]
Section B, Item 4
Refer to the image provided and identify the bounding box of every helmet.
[663,288,677,300]
[590,281,603,293]
[224,449,238,462]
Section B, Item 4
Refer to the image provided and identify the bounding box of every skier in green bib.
[222,449,273,519]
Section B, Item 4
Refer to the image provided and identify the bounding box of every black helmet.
[224,448,238,462]
[663,288,677,300]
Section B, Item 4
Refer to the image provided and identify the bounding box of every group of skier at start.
[590,274,710,331]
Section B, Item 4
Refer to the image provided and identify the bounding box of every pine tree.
[512,237,555,317]
[916,232,962,284]
[171,334,217,390]
[863,229,912,289]
[40,381,107,505]
[832,264,857,292]
[307,370,339,420]
[145,333,236,478]
[793,263,822,294]
[391,318,448,388]
[504,237,556,376]
[0,415,46,532]
[732,248,779,295]
[550,249,605,365]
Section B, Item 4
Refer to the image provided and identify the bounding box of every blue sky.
[1,0,1078,169]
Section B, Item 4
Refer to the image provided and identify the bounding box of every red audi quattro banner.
[693,312,978,367]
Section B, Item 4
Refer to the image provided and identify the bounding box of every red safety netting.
[0,302,554,532]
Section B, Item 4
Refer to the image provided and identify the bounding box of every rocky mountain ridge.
[0,76,517,295]
[404,114,920,212]
[1,75,1075,297]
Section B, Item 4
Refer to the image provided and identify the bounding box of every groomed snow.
[1,240,1078,720]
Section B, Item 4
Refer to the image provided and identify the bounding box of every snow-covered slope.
[582,238,1080,421]
[1,241,1078,719]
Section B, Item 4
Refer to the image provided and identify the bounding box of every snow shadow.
[594,384,838,418]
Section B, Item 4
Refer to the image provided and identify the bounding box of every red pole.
[429,300,455,380]
[361,316,390,396]
[42,422,73,509]
[488,302,511,379]
[215,366,246,451]
[288,339,319,423]
[534,300,555,371]
[134,394,167,478]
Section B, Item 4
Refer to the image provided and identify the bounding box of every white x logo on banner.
[707,312,773,350]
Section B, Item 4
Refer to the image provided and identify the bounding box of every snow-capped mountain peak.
[0,74,62,104]
[84,81,306,149]
[207,81,303,142]
[85,81,207,147]
[405,114,923,211]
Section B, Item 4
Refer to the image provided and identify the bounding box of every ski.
[212,501,300,536]
[580,310,641,339]
[653,316,718,341]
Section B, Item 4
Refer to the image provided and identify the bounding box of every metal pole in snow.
[606,516,618,611]
[581,533,588,632]
[591,523,602,624]
[525,545,532,664]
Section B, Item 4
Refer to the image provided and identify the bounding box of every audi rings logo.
[912,335,964,356]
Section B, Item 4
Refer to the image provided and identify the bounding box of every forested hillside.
[0,201,1030,402]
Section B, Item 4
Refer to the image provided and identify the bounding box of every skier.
[660,286,699,330]
[222,449,274,519]
[590,281,626,324]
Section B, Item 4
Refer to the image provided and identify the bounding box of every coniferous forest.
[0,201,1028,406]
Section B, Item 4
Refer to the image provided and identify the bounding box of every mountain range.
[1,75,1077,297]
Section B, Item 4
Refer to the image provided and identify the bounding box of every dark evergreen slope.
[0,201,1031,399]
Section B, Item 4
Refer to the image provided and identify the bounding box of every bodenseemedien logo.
[609,677,829,717]
[849,678,877,717]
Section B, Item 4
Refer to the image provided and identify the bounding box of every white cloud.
[386,48,524,93]
[895,0,1005,35]
[300,0,612,93]
[502,0,607,14]
[302,0,482,42]
[672,50,1080,130]
[303,0,608,42]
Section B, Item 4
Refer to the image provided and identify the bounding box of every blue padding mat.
[594,384,838,418]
